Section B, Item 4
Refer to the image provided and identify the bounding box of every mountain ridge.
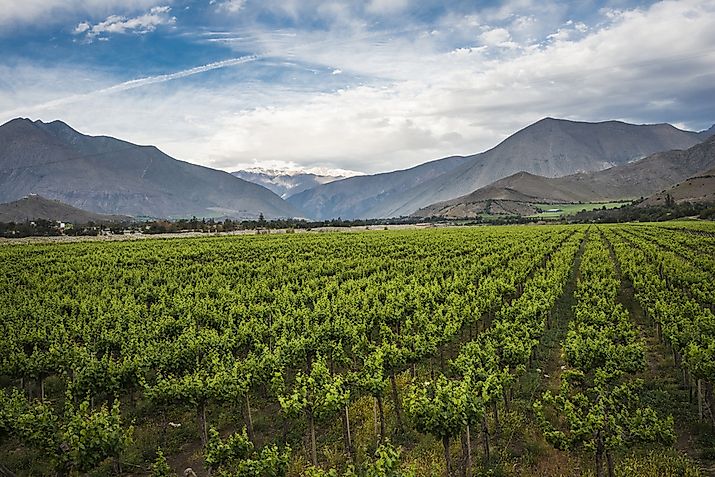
[289,117,706,219]
[414,135,715,218]
[287,153,472,219]
[0,118,302,219]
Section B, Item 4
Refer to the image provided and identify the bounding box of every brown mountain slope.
[639,166,715,207]
[0,195,131,223]
[415,135,715,218]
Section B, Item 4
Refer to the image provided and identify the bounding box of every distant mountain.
[0,195,131,223]
[290,118,706,219]
[232,167,361,199]
[287,155,472,219]
[0,118,301,219]
[414,135,715,218]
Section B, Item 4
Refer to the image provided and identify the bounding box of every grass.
[530,201,631,218]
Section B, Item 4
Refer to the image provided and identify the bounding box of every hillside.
[415,135,715,218]
[0,119,302,219]
[0,195,131,223]
[289,118,705,219]
[639,166,715,207]
[287,154,471,219]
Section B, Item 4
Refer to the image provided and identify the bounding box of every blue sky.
[1,0,714,174]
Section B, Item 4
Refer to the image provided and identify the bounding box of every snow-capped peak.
[237,160,364,178]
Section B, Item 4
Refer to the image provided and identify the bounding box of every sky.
[1,0,714,175]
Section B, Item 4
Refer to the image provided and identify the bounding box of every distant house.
[545,208,562,213]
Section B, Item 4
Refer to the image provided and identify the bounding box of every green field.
[531,201,632,218]
[1,223,714,477]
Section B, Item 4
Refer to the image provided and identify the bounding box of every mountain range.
[286,154,472,220]
[231,167,360,199]
[288,118,708,219]
[0,118,300,219]
[413,135,715,218]
[1,116,713,223]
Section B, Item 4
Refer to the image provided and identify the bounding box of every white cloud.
[366,0,409,15]
[479,27,519,49]
[480,27,510,45]
[573,21,587,33]
[0,0,163,27]
[74,5,175,41]
[74,21,91,34]
[545,19,590,43]
[210,0,246,14]
[2,0,715,174]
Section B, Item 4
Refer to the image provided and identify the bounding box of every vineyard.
[1,223,714,477]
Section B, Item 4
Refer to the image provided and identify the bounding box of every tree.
[451,339,509,454]
[216,351,278,443]
[0,388,27,446]
[60,399,133,475]
[380,342,408,434]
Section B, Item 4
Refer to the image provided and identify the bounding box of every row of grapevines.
[625,225,715,280]
[650,221,715,234]
[0,228,559,399]
[273,227,577,470]
[616,227,715,309]
[400,228,585,476]
[604,225,715,428]
[535,230,674,477]
[0,226,575,475]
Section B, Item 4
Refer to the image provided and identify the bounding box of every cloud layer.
[1,0,714,174]
[0,0,163,27]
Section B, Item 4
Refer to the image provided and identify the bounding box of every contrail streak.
[1,55,259,117]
